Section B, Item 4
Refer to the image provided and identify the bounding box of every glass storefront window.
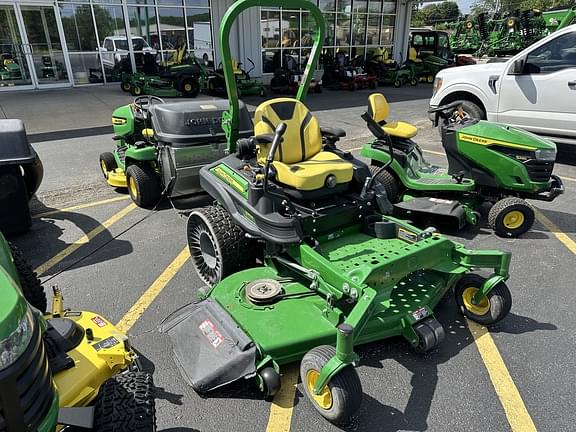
[0,5,33,87]
[368,0,381,14]
[69,52,102,84]
[366,14,379,45]
[382,2,396,14]
[336,0,351,14]
[353,0,367,14]
[186,8,212,65]
[351,14,366,45]
[157,0,183,5]
[261,10,280,48]
[318,0,335,12]
[158,7,185,52]
[335,13,350,46]
[185,0,209,6]
[324,13,335,46]
[281,10,299,49]
[59,4,98,52]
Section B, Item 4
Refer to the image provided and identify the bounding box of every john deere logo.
[185,117,221,127]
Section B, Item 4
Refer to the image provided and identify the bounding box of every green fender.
[125,145,157,163]
[112,104,135,137]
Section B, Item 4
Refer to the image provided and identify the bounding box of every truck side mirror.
[508,57,525,75]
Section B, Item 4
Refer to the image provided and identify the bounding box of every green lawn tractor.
[100,95,253,207]
[361,94,564,237]
[1,53,22,83]
[365,48,415,87]
[0,232,156,431]
[161,0,515,425]
[404,47,448,83]
[208,58,267,97]
[122,52,209,98]
[0,119,43,235]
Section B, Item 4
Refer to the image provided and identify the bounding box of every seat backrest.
[368,93,389,125]
[408,47,418,61]
[174,45,186,64]
[254,98,322,165]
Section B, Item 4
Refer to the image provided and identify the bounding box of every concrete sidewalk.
[0,84,433,137]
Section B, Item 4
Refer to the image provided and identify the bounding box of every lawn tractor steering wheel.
[133,95,165,113]
[428,101,465,126]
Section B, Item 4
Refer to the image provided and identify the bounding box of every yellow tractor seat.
[408,47,422,63]
[254,98,353,192]
[368,93,418,140]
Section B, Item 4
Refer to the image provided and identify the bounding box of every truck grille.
[524,160,553,183]
[0,323,56,432]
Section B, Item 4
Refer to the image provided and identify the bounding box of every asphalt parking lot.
[10,87,576,432]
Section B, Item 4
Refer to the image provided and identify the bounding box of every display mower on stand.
[160,0,515,425]
[99,95,253,207]
[361,94,564,237]
[0,232,156,431]
[0,120,43,235]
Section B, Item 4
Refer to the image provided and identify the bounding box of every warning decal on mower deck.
[93,336,119,351]
[199,319,225,348]
[91,316,107,327]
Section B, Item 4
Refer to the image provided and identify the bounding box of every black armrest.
[320,127,346,139]
[252,134,274,144]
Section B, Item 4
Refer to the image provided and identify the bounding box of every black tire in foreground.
[187,205,256,286]
[93,372,156,432]
[488,197,534,238]
[99,152,117,180]
[125,164,162,208]
[9,242,47,313]
[300,345,362,424]
[369,165,399,203]
[454,273,512,325]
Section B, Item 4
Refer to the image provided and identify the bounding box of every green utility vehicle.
[100,95,253,207]
[361,94,564,237]
[1,53,22,83]
[0,232,156,431]
[161,0,515,425]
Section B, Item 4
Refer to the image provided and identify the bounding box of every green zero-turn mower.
[361,94,564,237]
[100,95,253,207]
[160,0,515,424]
[0,232,156,431]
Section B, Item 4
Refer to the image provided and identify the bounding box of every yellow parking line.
[33,196,129,218]
[534,208,576,254]
[265,366,299,432]
[467,320,537,432]
[116,246,190,333]
[34,203,137,276]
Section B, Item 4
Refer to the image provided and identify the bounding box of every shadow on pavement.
[536,208,576,235]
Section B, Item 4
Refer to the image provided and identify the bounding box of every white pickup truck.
[430,24,576,145]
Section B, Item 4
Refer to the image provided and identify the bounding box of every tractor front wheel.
[300,345,362,424]
[99,152,117,180]
[130,84,143,96]
[393,79,402,88]
[187,205,255,286]
[120,81,131,92]
[488,197,534,238]
[125,164,162,208]
[93,372,156,432]
[455,274,512,325]
[9,243,47,313]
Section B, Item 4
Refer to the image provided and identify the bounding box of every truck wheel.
[125,164,161,208]
[452,99,485,120]
[93,372,156,432]
[180,77,199,97]
[455,274,512,325]
[300,345,362,424]
[187,205,255,286]
[488,197,534,238]
[9,242,47,313]
[99,152,117,180]
[369,166,399,203]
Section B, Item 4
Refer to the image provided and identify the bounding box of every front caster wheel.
[260,367,281,398]
[455,274,512,325]
[488,197,534,237]
[187,205,255,286]
[413,317,445,353]
[99,152,117,180]
[300,345,362,424]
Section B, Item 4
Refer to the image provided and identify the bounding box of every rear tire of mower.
[455,274,512,325]
[99,152,117,180]
[8,243,47,313]
[187,205,255,286]
[300,345,362,424]
[488,197,534,238]
[180,77,200,98]
[126,164,162,208]
[93,371,156,432]
[369,165,399,203]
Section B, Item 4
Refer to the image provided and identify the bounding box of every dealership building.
[0,0,412,90]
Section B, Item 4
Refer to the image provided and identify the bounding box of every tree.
[411,1,461,27]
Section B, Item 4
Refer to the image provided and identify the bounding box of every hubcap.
[129,176,138,198]
[184,83,192,92]
[462,287,490,316]
[503,210,525,229]
[306,370,333,410]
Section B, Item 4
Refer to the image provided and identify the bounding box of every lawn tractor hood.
[150,100,253,146]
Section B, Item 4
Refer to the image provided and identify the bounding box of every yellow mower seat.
[408,47,422,63]
[254,98,353,191]
[368,93,418,139]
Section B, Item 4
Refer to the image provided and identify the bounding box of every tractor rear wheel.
[99,152,117,180]
[187,205,255,286]
[125,164,161,208]
[369,166,399,203]
[300,345,362,424]
[9,243,47,313]
[455,274,512,325]
[93,371,156,432]
[488,197,534,238]
[180,77,200,98]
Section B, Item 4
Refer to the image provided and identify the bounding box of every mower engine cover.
[150,99,252,145]
[0,119,37,165]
